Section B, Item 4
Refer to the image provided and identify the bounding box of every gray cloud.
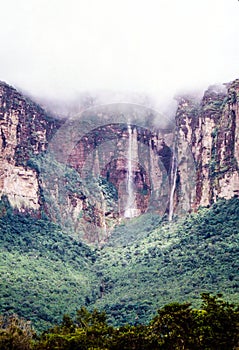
[0,0,238,113]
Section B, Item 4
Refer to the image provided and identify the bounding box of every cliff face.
[174,80,239,216]
[47,105,174,242]
[68,123,173,218]
[0,82,59,213]
[0,79,238,243]
[0,83,174,242]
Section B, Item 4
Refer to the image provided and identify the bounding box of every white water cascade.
[124,124,137,218]
[169,150,177,221]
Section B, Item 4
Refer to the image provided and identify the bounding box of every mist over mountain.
[0,0,238,106]
[0,77,238,238]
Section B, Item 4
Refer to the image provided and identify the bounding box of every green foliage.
[107,212,163,247]
[0,196,239,333]
[92,197,239,325]
[27,153,118,237]
[0,314,35,350]
[0,210,98,331]
[76,307,107,329]
[35,308,112,350]
[202,99,224,112]
[198,293,239,349]
[150,293,239,349]
[1,294,238,349]
[151,302,197,349]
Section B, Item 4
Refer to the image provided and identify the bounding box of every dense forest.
[1,293,239,349]
[0,197,239,348]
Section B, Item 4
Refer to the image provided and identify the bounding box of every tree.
[198,293,239,350]
[150,302,200,349]
[0,314,35,350]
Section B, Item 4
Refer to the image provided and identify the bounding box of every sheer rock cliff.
[0,79,238,243]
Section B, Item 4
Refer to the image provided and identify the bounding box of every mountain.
[0,79,238,243]
[0,79,239,331]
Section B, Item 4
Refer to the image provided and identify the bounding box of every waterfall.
[124,124,136,218]
[169,150,177,221]
[100,191,107,240]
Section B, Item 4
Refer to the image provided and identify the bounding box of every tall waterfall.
[169,150,177,221]
[124,124,136,218]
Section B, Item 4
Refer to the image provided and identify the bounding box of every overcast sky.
[0,0,238,106]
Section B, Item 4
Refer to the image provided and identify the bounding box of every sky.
[0,0,238,109]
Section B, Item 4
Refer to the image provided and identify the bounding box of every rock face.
[0,82,59,213]
[0,79,238,243]
[174,80,239,216]
[68,123,173,218]
[55,106,174,241]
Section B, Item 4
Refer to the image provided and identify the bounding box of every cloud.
[0,0,238,111]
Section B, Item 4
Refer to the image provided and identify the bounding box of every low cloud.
[0,0,238,118]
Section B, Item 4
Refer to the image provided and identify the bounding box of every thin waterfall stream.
[124,123,136,218]
[169,150,177,221]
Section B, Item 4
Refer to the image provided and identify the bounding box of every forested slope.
[0,197,98,331]
[91,197,239,325]
[0,196,239,331]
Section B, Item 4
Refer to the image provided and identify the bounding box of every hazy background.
[0,0,238,112]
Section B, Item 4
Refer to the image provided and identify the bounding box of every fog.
[0,0,238,113]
